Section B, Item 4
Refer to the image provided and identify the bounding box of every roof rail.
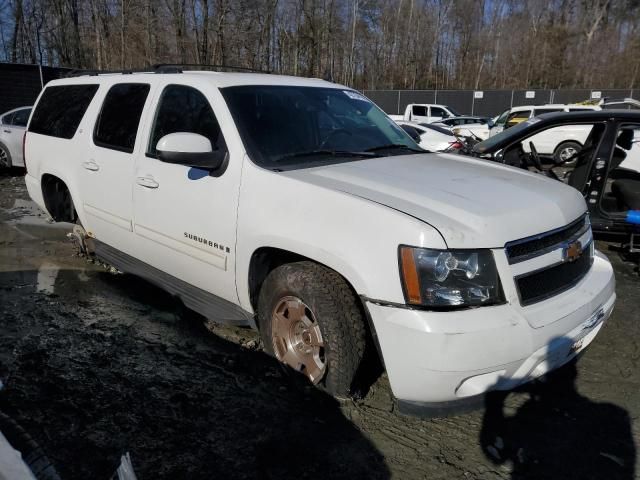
[152,63,271,74]
[63,64,271,78]
[64,67,154,77]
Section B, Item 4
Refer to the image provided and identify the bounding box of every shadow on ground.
[0,266,390,479]
[480,354,636,480]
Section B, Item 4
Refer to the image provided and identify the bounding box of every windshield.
[220,85,420,169]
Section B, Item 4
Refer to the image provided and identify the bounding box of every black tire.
[0,411,61,480]
[554,141,582,166]
[257,261,366,397]
[0,142,12,169]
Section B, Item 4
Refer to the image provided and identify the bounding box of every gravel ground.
[0,170,638,479]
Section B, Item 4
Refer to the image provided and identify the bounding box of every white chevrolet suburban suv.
[23,68,616,415]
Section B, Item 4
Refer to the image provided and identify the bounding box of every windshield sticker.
[343,90,369,102]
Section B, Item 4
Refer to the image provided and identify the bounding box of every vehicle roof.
[45,71,345,90]
[509,104,599,111]
[1,106,32,116]
[474,109,640,154]
[406,103,449,108]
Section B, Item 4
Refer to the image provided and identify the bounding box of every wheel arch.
[246,245,366,316]
[41,173,78,222]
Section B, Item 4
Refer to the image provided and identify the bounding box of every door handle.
[82,160,99,171]
[136,176,159,189]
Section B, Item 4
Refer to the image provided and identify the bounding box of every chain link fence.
[363,88,637,117]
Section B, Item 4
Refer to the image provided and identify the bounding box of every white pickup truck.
[23,69,615,414]
[389,103,460,124]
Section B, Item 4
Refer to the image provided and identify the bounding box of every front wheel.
[257,261,366,397]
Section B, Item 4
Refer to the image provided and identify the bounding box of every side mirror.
[487,119,495,128]
[156,132,226,171]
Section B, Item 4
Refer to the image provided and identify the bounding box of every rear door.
[78,82,151,251]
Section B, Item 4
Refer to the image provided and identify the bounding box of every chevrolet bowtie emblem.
[563,240,583,262]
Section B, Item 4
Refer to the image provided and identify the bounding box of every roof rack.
[65,64,271,77]
[153,63,271,74]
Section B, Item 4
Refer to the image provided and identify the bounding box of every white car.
[0,106,31,168]
[456,104,600,163]
[23,69,615,414]
[395,120,459,152]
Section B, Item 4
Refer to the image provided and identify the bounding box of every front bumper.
[365,252,615,410]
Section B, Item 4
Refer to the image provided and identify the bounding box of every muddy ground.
[0,170,638,479]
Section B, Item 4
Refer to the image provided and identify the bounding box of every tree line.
[1,0,639,90]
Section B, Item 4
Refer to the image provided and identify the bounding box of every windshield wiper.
[365,144,425,153]
[277,149,377,162]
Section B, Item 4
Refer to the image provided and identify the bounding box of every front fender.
[235,163,446,312]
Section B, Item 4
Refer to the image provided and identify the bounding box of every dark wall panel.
[363,90,399,114]
[512,90,553,108]
[0,63,72,114]
[472,90,513,117]
[434,90,473,115]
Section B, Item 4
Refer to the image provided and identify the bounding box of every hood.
[282,154,586,249]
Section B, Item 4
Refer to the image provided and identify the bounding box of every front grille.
[516,246,593,306]
[506,215,588,264]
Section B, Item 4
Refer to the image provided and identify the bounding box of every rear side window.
[1,112,14,125]
[148,84,226,157]
[94,83,150,153]
[11,108,31,127]
[29,85,98,139]
[400,124,421,142]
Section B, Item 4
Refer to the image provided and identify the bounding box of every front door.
[132,83,241,304]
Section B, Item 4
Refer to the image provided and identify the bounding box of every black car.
[473,110,640,246]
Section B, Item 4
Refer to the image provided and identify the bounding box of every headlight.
[399,246,504,308]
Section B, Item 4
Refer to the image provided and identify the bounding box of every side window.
[430,106,447,118]
[94,83,150,153]
[505,109,531,129]
[412,105,427,117]
[148,85,226,157]
[29,84,99,139]
[494,109,510,126]
[1,112,14,125]
[532,108,563,116]
[400,124,421,142]
[11,108,31,127]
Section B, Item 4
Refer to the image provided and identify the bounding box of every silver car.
[0,106,32,168]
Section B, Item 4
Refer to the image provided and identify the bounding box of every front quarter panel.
[235,160,447,312]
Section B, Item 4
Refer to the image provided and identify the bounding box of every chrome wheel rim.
[271,296,326,383]
[0,148,8,168]
[559,146,578,162]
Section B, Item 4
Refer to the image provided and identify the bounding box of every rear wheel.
[0,143,11,168]
[554,141,582,166]
[257,261,366,397]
